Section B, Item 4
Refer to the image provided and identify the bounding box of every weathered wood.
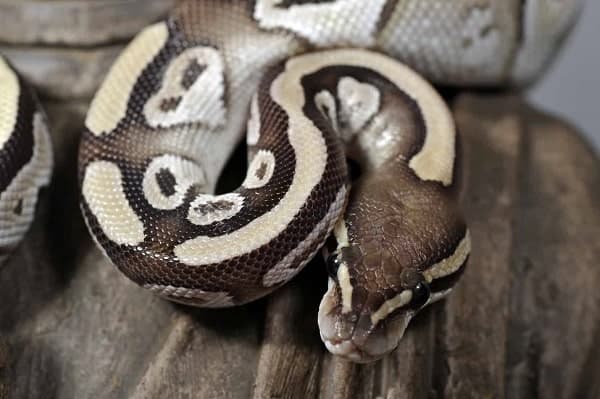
[437,96,524,397]
[0,0,173,46]
[0,46,122,100]
[0,93,598,398]
[504,107,600,399]
[0,336,8,399]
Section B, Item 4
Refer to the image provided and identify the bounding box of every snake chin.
[318,280,413,363]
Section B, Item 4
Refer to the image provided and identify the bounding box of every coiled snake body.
[76,0,579,362]
[0,56,52,265]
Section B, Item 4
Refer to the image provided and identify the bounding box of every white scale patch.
[510,0,583,83]
[246,94,261,147]
[144,46,227,129]
[315,76,381,143]
[144,284,234,307]
[337,76,381,135]
[142,154,206,210]
[82,160,145,246]
[86,22,168,136]
[243,149,276,190]
[263,186,347,287]
[254,0,388,47]
[187,193,244,226]
[0,113,52,254]
[0,56,19,149]
[314,90,339,133]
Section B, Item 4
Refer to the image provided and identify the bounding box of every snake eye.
[410,281,431,310]
[326,254,342,279]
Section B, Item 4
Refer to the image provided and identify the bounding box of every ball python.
[0,55,53,266]
[78,0,580,362]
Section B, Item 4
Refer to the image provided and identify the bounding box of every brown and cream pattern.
[78,0,580,362]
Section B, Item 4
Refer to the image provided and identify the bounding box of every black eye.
[410,281,431,310]
[326,254,342,279]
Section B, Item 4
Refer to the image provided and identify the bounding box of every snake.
[0,55,53,266]
[77,0,580,362]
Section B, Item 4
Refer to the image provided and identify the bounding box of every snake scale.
[0,0,579,363]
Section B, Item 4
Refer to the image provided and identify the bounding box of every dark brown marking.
[255,162,268,180]
[155,168,177,197]
[376,0,400,32]
[159,97,182,112]
[275,0,337,8]
[194,200,235,216]
[181,59,206,90]
[13,199,23,215]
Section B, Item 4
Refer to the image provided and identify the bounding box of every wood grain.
[0,93,598,398]
[1,46,122,100]
[0,0,173,46]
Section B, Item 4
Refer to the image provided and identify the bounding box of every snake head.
[317,245,436,363]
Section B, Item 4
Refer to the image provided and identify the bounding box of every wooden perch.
[0,92,598,398]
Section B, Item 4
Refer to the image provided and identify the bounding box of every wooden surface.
[0,0,174,45]
[0,0,172,100]
[0,92,598,398]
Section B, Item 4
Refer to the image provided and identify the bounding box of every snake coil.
[77,0,579,362]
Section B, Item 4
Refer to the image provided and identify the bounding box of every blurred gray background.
[528,0,599,151]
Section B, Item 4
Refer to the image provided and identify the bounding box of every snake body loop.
[0,55,53,265]
[77,0,580,362]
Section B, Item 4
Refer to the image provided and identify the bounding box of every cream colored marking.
[144,46,226,129]
[254,0,387,47]
[370,290,413,326]
[429,288,453,304]
[0,113,52,251]
[174,55,331,265]
[142,154,206,210]
[187,193,244,226]
[82,161,145,246]
[337,76,381,134]
[0,56,19,149]
[423,231,471,282]
[333,218,349,250]
[86,23,168,136]
[457,6,501,73]
[243,149,276,189]
[298,49,456,185]
[338,264,353,314]
[246,95,261,146]
[263,186,347,287]
[174,49,453,265]
[144,284,234,307]
[314,90,339,133]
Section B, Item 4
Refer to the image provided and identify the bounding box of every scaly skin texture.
[78,0,578,361]
[0,55,53,266]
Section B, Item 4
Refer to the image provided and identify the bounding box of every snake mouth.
[323,337,388,363]
[318,280,413,362]
[319,311,413,363]
[324,339,373,363]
